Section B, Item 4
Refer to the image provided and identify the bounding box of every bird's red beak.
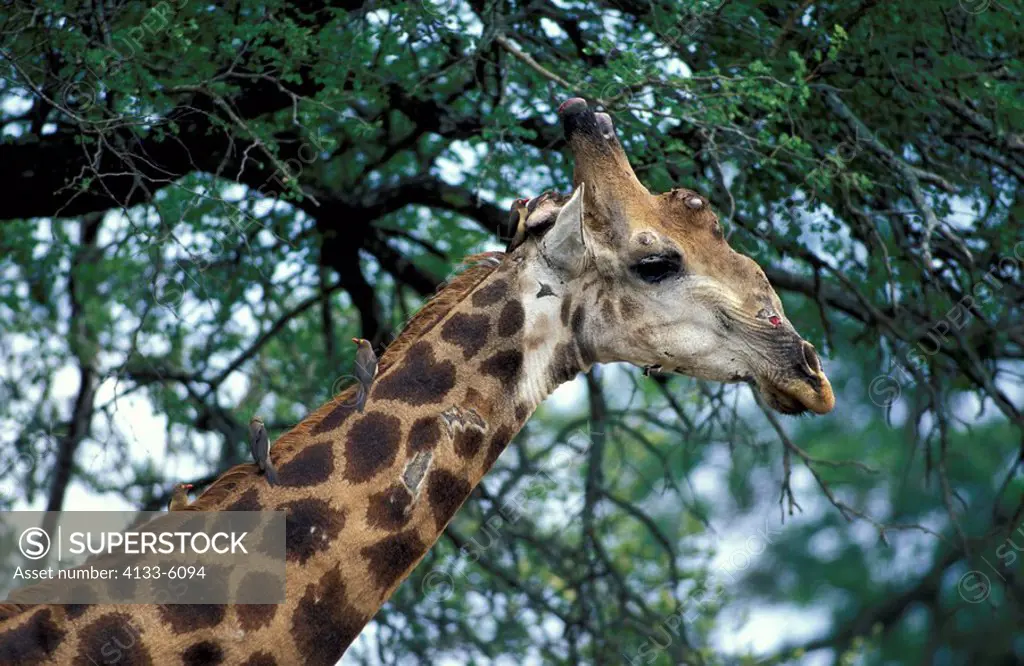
[352,338,360,344]
[184,484,193,490]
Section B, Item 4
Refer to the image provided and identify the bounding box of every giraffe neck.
[299,254,588,656]
[0,254,591,665]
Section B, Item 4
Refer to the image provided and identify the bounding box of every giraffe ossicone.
[0,99,833,665]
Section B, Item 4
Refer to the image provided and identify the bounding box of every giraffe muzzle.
[765,340,835,415]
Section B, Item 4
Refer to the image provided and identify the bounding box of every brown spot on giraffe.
[70,612,150,666]
[226,487,262,512]
[277,441,334,487]
[235,572,279,630]
[484,424,516,469]
[454,429,484,459]
[182,640,224,665]
[361,530,428,590]
[426,469,473,531]
[277,498,346,564]
[374,341,456,406]
[619,297,639,319]
[497,300,525,337]
[579,339,597,366]
[157,604,226,634]
[549,342,580,385]
[366,484,413,530]
[441,312,490,359]
[0,608,64,664]
[292,567,364,666]
[471,279,507,306]
[480,349,523,388]
[408,416,440,453]
[571,305,585,338]
[343,412,401,482]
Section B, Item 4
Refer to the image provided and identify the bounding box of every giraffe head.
[510,98,834,415]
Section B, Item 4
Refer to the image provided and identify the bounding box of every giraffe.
[0,98,834,665]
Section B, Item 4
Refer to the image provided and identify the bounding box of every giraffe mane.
[376,251,504,372]
[182,463,258,510]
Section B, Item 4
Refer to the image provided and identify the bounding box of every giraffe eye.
[631,253,682,284]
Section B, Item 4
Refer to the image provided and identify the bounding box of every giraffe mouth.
[772,379,835,415]
[755,341,835,415]
[650,366,830,415]
[759,382,815,415]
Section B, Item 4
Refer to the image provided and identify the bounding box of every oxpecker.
[169,483,193,511]
[352,338,378,412]
[249,415,278,485]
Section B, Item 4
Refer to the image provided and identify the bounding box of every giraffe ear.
[539,182,587,273]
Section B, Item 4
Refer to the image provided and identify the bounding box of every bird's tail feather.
[265,462,278,486]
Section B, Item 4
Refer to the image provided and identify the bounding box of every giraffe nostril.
[801,341,821,374]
